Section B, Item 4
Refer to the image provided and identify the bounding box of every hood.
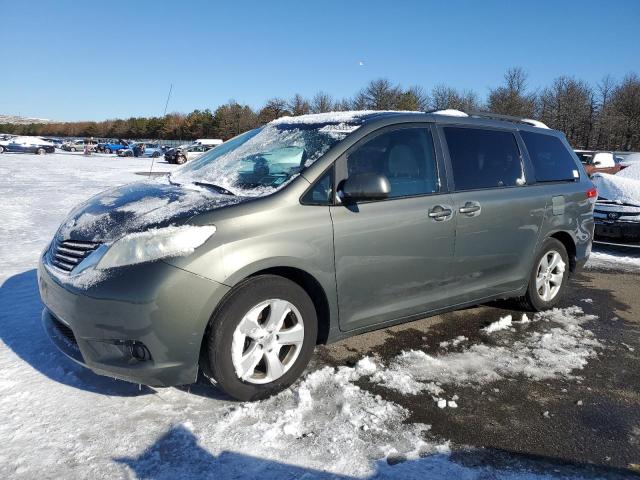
[593,168,640,207]
[57,180,244,242]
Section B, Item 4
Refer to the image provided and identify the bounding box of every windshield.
[171,122,357,196]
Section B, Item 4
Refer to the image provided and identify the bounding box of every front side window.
[521,131,578,182]
[345,127,439,198]
[444,127,524,191]
[172,123,356,197]
[302,168,333,205]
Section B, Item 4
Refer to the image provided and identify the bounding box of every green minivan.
[38,110,596,400]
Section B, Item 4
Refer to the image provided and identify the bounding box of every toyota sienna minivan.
[38,110,596,401]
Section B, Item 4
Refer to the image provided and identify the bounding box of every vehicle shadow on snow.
[0,269,154,397]
[113,424,636,479]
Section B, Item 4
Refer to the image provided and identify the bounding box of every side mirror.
[593,161,602,166]
[340,172,390,202]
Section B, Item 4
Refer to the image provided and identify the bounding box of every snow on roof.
[593,164,640,206]
[432,109,469,117]
[521,118,550,129]
[270,110,419,125]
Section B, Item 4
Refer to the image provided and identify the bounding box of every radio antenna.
[149,83,173,177]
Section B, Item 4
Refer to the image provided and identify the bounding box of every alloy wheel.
[231,298,305,384]
[535,250,565,302]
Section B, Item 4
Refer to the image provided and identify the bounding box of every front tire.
[0,146,4,153]
[36,148,45,155]
[70,147,76,152]
[517,238,570,311]
[105,148,111,154]
[175,154,186,164]
[207,275,318,401]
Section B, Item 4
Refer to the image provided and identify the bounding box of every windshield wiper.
[193,182,235,196]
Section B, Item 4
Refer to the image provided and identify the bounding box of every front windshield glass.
[171,122,357,197]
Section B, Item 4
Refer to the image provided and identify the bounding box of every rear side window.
[520,131,577,182]
[444,127,523,191]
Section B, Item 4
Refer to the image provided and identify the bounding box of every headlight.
[96,225,216,270]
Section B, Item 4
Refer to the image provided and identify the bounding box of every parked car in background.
[97,139,129,154]
[0,136,55,154]
[117,142,163,157]
[42,138,64,148]
[592,163,640,247]
[164,143,213,164]
[574,150,625,176]
[195,138,223,147]
[39,110,596,401]
[61,139,95,152]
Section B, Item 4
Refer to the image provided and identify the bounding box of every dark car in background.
[592,164,640,247]
[164,143,214,164]
[0,136,55,154]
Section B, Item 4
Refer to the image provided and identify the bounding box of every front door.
[330,124,456,331]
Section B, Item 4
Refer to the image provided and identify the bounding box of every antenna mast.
[149,83,173,177]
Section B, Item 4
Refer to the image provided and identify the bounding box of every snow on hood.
[592,164,640,206]
[57,179,243,242]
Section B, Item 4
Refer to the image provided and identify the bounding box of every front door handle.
[428,205,453,221]
[459,201,481,216]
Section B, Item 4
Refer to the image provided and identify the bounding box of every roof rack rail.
[465,111,550,129]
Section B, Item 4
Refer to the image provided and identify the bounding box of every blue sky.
[2,0,639,121]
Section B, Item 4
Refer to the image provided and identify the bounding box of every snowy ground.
[0,152,638,479]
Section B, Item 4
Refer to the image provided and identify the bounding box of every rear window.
[521,131,578,182]
[443,127,524,191]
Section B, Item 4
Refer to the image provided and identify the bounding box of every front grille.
[49,238,101,273]
[52,317,78,346]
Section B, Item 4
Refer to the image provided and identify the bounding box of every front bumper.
[594,220,640,246]
[38,255,230,387]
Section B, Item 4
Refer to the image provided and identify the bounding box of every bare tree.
[287,94,311,116]
[396,85,429,111]
[311,91,334,113]
[257,98,290,124]
[430,85,481,111]
[359,79,401,110]
[611,73,640,150]
[488,67,537,117]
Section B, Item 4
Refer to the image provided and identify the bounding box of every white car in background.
[195,138,223,147]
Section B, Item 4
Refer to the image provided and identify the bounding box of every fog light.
[130,342,151,361]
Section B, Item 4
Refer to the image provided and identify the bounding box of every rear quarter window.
[521,131,578,182]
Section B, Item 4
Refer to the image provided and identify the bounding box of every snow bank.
[587,248,640,272]
[368,307,600,399]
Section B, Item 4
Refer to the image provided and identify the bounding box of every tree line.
[2,68,639,151]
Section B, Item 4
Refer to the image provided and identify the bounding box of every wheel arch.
[197,265,334,383]
[548,230,577,272]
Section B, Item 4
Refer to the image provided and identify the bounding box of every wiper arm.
[194,182,235,196]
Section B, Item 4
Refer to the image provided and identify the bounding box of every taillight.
[586,187,597,199]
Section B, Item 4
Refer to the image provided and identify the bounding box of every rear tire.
[206,275,318,401]
[37,148,45,155]
[105,148,111,154]
[0,146,4,153]
[516,238,570,311]
[70,147,76,152]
